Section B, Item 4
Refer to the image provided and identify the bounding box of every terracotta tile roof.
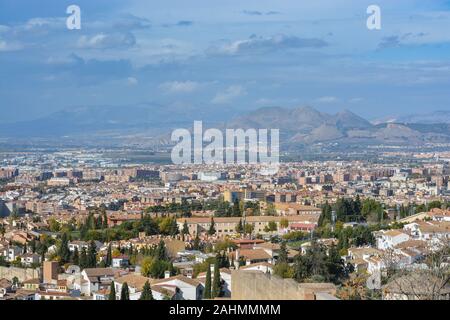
[114,274,151,290]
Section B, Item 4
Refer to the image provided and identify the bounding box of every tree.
[109,281,116,300]
[71,247,79,266]
[277,241,288,264]
[120,282,130,300]
[102,211,108,229]
[381,239,450,300]
[235,219,244,234]
[280,218,289,229]
[244,223,254,235]
[140,280,154,300]
[208,218,216,236]
[212,256,221,298]
[193,235,200,250]
[156,240,167,261]
[79,247,88,269]
[58,232,70,264]
[294,241,328,283]
[12,276,19,288]
[48,218,61,232]
[319,202,332,227]
[105,243,112,267]
[169,218,179,236]
[232,199,242,217]
[182,220,189,236]
[264,221,277,233]
[87,241,97,268]
[203,266,212,299]
[326,245,347,284]
[265,203,276,216]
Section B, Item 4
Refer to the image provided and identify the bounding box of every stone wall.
[0,266,40,282]
[231,270,337,300]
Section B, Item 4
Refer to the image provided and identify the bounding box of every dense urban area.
[0,148,449,300]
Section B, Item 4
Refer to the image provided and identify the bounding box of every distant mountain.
[2,104,450,147]
[229,106,450,145]
[372,110,450,125]
[0,103,225,138]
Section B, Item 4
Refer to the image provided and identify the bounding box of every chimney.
[164,270,171,279]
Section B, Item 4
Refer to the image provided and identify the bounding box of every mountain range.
[229,106,450,145]
[371,110,450,125]
[1,104,450,146]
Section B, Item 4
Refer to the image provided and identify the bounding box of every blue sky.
[1,0,450,123]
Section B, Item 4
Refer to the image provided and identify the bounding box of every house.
[403,221,450,243]
[46,279,68,293]
[254,242,298,263]
[233,248,273,266]
[197,267,232,297]
[114,273,177,300]
[7,289,36,300]
[152,274,203,300]
[68,240,103,253]
[79,268,116,296]
[376,230,410,250]
[20,253,41,266]
[393,240,428,265]
[239,262,273,274]
[427,208,450,222]
[3,245,22,262]
[112,255,130,268]
[22,278,41,291]
[36,290,73,300]
[114,274,152,300]
[0,278,12,298]
[93,288,110,300]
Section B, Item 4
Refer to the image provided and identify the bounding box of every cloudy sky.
[1,0,450,123]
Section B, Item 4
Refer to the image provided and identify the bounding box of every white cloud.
[127,77,138,86]
[77,32,136,49]
[159,81,201,93]
[0,39,23,52]
[211,85,246,104]
[211,34,328,55]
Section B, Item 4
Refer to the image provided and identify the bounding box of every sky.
[1,0,450,123]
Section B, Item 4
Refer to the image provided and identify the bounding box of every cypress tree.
[59,232,70,263]
[203,266,212,299]
[72,247,79,266]
[193,235,200,250]
[79,247,88,269]
[108,281,116,300]
[208,218,216,235]
[182,220,189,236]
[278,241,288,264]
[102,212,108,229]
[120,282,130,300]
[139,280,154,300]
[105,243,112,267]
[212,257,221,298]
[87,241,97,268]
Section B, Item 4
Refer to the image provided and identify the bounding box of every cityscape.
[0,0,449,305]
